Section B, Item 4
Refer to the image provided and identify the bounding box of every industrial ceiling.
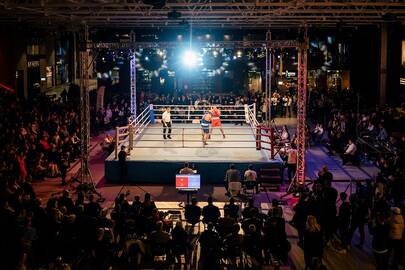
[0,0,404,29]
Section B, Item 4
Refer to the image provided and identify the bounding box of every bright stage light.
[182,50,198,68]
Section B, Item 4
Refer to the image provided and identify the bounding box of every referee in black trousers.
[162,107,172,139]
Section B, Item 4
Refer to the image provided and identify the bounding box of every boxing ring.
[105,104,284,184]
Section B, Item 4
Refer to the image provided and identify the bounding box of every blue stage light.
[182,50,198,68]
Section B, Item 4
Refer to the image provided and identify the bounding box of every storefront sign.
[28,61,40,68]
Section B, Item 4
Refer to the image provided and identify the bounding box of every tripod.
[280,172,307,199]
[70,164,105,202]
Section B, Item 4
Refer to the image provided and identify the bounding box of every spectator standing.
[224,164,241,195]
[370,213,390,270]
[185,197,201,229]
[244,164,258,192]
[303,215,323,270]
[338,192,351,252]
[287,146,297,182]
[388,207,404,269]
[118,145,127,181]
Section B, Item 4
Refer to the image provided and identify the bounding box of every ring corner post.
[256,125,261,150]
[149,104,155,124]
[270,127,274,159]
[244,104,249,124]
[115,126,119,159]
[128,123,134,154]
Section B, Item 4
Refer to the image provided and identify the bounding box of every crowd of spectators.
[93,99,131,134]
[0,179,293,270]
[309,90,405,169]
[0,90,81,186]
[291,164,405,270]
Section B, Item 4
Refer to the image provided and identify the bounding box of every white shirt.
[345,143,357,155]
[244,170,257,181]
[162,111,171,123]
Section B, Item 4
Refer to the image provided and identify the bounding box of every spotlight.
[213,50,218,57]
[144,56,149,61]
[236,50,243,58]
[182,50,197,67]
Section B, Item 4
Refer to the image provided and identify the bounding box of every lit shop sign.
[400,78,405,86]
[28,61,40,68]
[282,71,296,77]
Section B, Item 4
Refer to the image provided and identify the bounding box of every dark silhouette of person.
[118,145,127,181]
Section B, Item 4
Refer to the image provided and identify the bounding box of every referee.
[162,107,172,139]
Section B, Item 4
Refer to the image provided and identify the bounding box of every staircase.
[259,167,283,191]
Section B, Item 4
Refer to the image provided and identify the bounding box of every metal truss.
[296,38,308,184]
[86,40,299,50]
[130,32,137,117]
[1,0,404,28]
[78,25,92,184]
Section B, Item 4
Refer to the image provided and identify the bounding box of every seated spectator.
[198,222,221,269]
[57,190,74,214]
[376,123,388,142]
[202,196,220,225]
[243,224,263,266]
[268,199,283,219]
[364,121,377,137]
[242,207,262,235]
[170,221,190,265]
[185,197,201,227]
[100,134,115,154]
[179,162,194,174]
[93,227,115,270]
[280,125,291,143]
[85,194,102,217]
[311,123,324,143]
[341,139,359,165]
[141,192,157,218]
[217,210,236,239]
[223,223,244,265]
[224,197,240,220]
[263,212,289,263]
[148,220,171,257]
[242,198,258,219]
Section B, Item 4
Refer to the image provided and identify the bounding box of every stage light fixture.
[182,50,197,67]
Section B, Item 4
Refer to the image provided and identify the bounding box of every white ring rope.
[114,103,261,157]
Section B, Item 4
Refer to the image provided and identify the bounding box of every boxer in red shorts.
[209,106,225,139]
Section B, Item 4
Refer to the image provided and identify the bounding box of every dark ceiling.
[1,0,404,29]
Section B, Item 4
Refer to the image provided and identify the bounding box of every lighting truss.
[1,0,404,28]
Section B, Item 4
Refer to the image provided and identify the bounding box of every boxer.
[209,106,225,139]
[200,112,212,146]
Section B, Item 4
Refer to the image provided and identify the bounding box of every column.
[379,23,388,106]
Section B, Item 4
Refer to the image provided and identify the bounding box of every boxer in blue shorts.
[200,112,212,146]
